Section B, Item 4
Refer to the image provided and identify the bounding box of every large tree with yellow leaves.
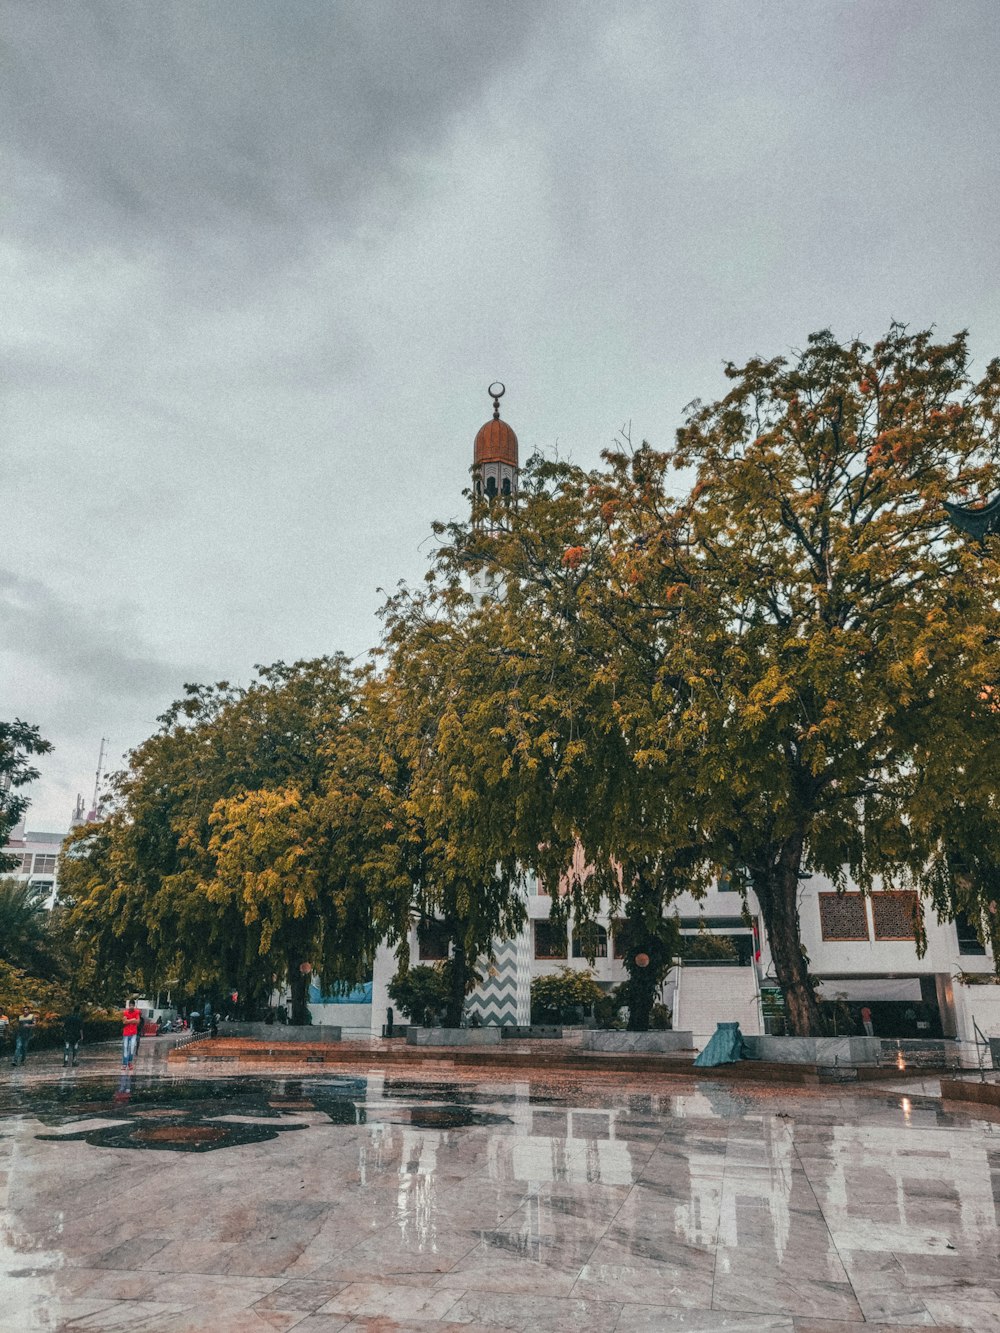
[456,325,1000,1034]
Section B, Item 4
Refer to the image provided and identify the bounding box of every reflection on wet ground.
[4,1073,513,1152]
[3,1060,1000,1330]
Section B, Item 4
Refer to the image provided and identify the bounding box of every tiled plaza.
[1,1044,998,1332]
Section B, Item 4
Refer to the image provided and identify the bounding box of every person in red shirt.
[122,998,142,1070]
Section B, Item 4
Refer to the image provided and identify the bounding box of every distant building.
[2,817,65,905]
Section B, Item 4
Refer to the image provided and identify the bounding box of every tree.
[0,720,52,867]
[425,454,706,1030]
[0,877,53,974]
[63,658,380,1022]
[645,325,1000,1031]
[373,594,530,1026]
[444,325,1000,1034]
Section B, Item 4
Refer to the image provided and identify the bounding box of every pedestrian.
[0,1012,9,1056]
[121,997,142,1070]
[860,1004,874,1038]
[63,1005,84,1067]
[11,1005,36,1067]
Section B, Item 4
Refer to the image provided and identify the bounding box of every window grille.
[818,893,869,941]
[871,892,919,941]
[572,922,608,958]
[32,854,57,874]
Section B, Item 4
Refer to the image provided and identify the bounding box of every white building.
[2,818,64,905]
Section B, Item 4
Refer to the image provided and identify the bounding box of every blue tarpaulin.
[693,1021,744,1067]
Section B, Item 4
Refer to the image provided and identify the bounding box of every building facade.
[2,818,64,906]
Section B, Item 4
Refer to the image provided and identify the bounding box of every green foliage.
[387,964,450,1025]
[432,325,1000,1033]
[0,960,71,1020]
[531,966,605,1023]
[0,877,54,974]
[681,931,738,961]
[0,720,52,867]
[62,658,381,1021]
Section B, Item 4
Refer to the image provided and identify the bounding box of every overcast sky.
[4,1,999,830]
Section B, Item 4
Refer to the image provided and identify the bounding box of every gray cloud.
[3,1,543,258]
[0,568,185,699]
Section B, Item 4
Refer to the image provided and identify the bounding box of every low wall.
[941,1077,1000,1109]
[579,1030,695,1054]
[406,1027,502,1047]
[219,1023,342,1043]
[743,1036,881,1066]
[879,1037,961,1069]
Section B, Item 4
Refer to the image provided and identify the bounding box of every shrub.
[531,966,605,1024]
[388,964,450,1026]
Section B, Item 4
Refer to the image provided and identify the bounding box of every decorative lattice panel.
[819,893,869,941]
[872,892,919,941]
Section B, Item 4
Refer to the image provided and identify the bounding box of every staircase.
[675,965,761,1053]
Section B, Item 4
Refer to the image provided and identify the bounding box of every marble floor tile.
[5,1059,1000,1330]
[445,1288,621,1331]
[314,1279,461,1320]
[253,1279,349,1312]
[617,1310,794,1332]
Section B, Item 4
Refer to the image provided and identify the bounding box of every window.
[417,918,450,961]
[14,852,32,874]
[872,892,919,941]
[572,922,608,959]
[819,893,869,941]
[955,909,987,956]
[501,476,511,497]
[534,921,568,960]
[33,854,57,875]
[485,475,497,499]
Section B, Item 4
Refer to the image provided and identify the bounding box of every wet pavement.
[1,1041,999,1330]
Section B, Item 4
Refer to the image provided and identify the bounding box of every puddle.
[1,1073,511,1153]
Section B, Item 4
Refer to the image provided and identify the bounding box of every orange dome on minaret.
[474,382,518,468]
[474,418,518,468]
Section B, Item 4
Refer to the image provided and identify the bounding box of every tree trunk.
[752,835,824,1037]
[288,967,310,1025]
[626,965,657,1031]
[445,939,468,1028]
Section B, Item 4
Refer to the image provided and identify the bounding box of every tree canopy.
[60,324,1000,1036]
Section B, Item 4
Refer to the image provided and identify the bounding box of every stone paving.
[1,1040,999,1331]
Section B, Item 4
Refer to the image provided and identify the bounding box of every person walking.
[0,1012,9,1058]
[11,1005,36,1067]
[860,1005,874,1038]
[62,1005,84,1067]
[121,998,142,1070]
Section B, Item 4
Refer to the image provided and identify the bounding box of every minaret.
[465,383,533,1030]
[472,382,519,518]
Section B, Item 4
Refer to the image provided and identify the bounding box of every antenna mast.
[90,737,107,819]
